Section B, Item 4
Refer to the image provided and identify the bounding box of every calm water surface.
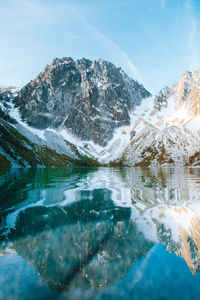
[1,167,200,299]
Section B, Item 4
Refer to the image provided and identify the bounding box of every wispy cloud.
[23,1,79,40]
[186,0,199,70]
[71,6,150,89]
[0,0,152,91]
[160,0,166,11]
[64,31,79,40]
[85,22,144,83]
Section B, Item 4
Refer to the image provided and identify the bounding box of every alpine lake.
[1,166,200,300]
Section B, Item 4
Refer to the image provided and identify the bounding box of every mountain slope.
[118,70,200,166]
[0,87,101,168]
[1,59,200,168]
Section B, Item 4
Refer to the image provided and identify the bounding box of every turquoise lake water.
[1,167,200,299]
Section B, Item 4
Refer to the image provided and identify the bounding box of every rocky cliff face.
[116,70,200,166]
[0,87,15,106]
[154,70,200,116]
[0,87,19,124]
[14,57,150,146]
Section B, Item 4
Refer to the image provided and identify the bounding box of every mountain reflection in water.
[1,167,200,299]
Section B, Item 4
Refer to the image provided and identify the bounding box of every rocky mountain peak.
[14,57,150,146]
[173,70,200,114]
[180,70,192,79]
[154,69,200,116]
[0,86,20,111]
[154,86,171,111]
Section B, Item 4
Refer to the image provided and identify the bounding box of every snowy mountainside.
[120,70,200,166]
[54,68,200,166]
[0,57,151,168]
[1,62,200,167]
[0,88,100,168]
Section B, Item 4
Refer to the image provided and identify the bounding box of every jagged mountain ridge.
[14,57,150,146]
[1,58,200,167]
[154,70,200,115]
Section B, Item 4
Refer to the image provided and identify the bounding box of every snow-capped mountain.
[120,70,200,166]
[1,58,200,168]
[14,57,150,146]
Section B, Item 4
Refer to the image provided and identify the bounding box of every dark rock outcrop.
[0,88,18,124]
[154,87,172,111]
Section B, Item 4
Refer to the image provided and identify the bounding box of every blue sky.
[0,0,199,94]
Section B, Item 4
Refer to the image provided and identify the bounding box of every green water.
[1,167,200,299]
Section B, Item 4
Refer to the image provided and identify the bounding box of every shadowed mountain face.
[14,57,150,146]
[0,87,18,124]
